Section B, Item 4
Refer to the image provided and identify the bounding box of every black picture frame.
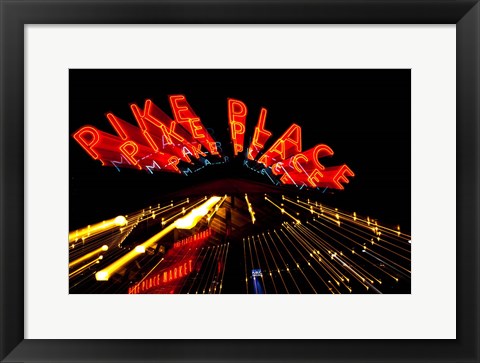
[1,1,478,362]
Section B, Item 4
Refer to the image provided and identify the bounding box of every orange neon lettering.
[228,99,247,156]
[280,171,297,185]
[291,154,309,173]
[167,156,180,172]
[258,124,302,166]
[332,165,355,189]
[307,169,323,187]
[191,143,206,159]
[131,100,185,149]
[169,95,191,122]
[119,141,139,166]
[164,121,186,145]
[271,162,284,176]
[163,272,168,283]
[73,126,100,160]
[106,113,128,140]
[273,124,302,160]
[189,118,207,139]
[130,102,162,151]
[208,141,219,155]
[248,108,272,160]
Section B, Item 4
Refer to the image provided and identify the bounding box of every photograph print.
[69,69,411,294]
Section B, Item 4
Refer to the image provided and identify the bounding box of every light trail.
[95,196,222,281]
[261,233,289,293]
[266,231,301,293]
[69,245,108,269]
[196,246,215,294]
[69,215,127,243]
[245,194,256,224]
[283,222,347,290]
[251,235,267,293]
[280,226,334,293]
[247,237,255,292]
[186,247,207,294]
[309,218,411,274]
[69,257,102,278]
[256,235,278,293]
[265,195,300,224]
[243,239,249,294]
[203,244,222,294]
[273,229,317,293]
[307,219,400,282]
[218,242,229,294]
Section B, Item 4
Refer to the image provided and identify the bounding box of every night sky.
[70,69,411,232]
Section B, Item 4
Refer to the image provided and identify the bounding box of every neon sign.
[228,99,247,156]
[173,228,212,249]
[128,259,193,294]
[73,95,354,190]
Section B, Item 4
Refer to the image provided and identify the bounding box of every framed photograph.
[1,1,478,362]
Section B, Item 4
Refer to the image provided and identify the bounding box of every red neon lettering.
[278,164,354,190]
[228,99,247,156]
[164,122,186,145]
[73,126,100,160]
[119,141,140,167]
[248,108,272,160]
[130,100,194,163]
[169,95,191,123]
[207,141,218,155]
[191,143,206,159]
[331,165,355,189]
[189,118,207,139]
[272,144,334,176]
[291,154,309,173]
[280,172,295,185]
[106,113,128,140]
[168,156,180,172]
[169,95,221,156]
[271,162,284,176]
[307,169,324,188]
[258,124,302,166]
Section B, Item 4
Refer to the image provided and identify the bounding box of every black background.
[70,69,411,232]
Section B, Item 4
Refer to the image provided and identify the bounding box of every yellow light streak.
[243,238,249,294]
[69,256,102,278]
[256,235,277,293]
[245,194,256,224]
[96,196,221,281]
[261,234,289,293]
[218,243,229,294]
[69,216,127,243]
[207,195,227,223]
[69,245,108,269]
[175,196,222,229]
[265,195,300,224]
